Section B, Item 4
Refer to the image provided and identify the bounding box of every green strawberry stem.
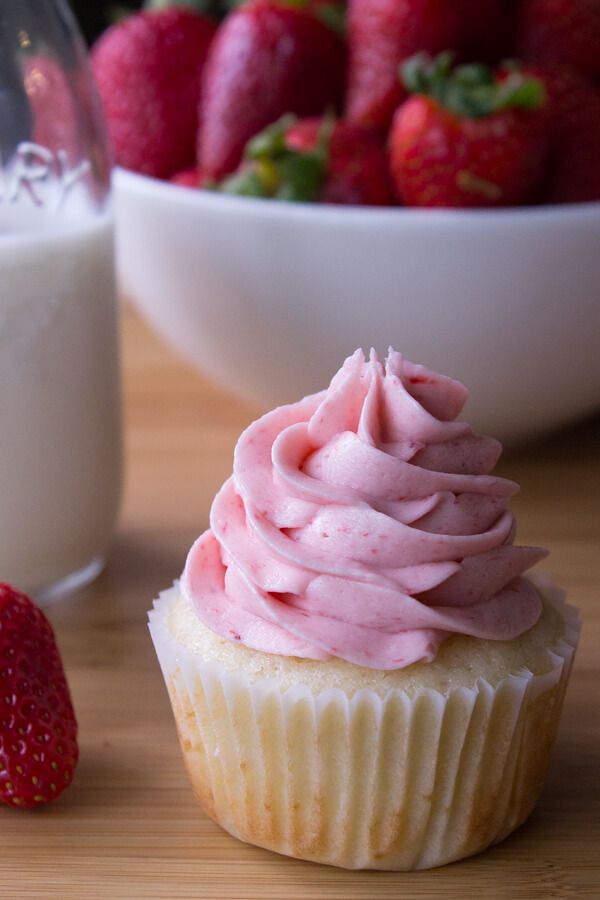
[218,113,334,202]
[401,52,546,118]
[246,114,298,160]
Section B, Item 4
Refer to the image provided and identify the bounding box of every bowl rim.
[114,166,600,227]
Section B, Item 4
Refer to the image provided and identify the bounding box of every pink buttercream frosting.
[182,349,544,670]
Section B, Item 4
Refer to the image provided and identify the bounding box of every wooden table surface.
[2,306,599,899]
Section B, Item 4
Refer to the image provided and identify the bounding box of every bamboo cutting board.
[1,307,598,899]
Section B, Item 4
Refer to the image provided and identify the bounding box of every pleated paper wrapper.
[148,581,580,870]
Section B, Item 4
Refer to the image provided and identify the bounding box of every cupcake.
[149,349,579,870]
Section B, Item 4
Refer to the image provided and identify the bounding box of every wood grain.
[2,305,599,899]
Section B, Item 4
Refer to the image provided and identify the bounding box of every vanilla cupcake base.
[148,577,579,870]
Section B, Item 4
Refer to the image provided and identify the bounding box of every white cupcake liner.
[148,578,580,870]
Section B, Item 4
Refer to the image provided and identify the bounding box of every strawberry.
[527,64,600,203]
[198,1,346,180]
[92,8,217,179]
[515,0,600,82]
[169,166,209,188]
[215,114,395,205]
[0,584,78,809]
[285,117,395,204]
[346,0,507,132]
[389,54,549,208]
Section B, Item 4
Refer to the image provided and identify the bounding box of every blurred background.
[72,0,143,43]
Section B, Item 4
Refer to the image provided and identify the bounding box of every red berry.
[528,64,600,203]
[215,114,395,205]
[198,1,345,179]
[92,8,217,179]
[285,118,395,205]
[346,0,507,132]
[515,0,600,82]
[169,166,207,188]
[389,57,549,208]
[0,584,78,809]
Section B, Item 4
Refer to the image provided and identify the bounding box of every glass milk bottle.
[0,0,122,601]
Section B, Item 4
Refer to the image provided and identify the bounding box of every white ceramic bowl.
[115,167,600,444]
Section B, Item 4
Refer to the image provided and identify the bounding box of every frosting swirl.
[182,349,544,669]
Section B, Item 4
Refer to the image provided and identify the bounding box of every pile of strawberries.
[92,0,600,207]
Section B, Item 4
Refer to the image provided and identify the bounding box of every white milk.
[0,210,122,597]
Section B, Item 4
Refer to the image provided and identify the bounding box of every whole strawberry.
[389,54,549,208]
[515,0,600,82]
[0,584,78,809]
[216,114,395,205]
[198,0,345,180]
[529,64,600,203]
[92,8,217,179]
[285,117,395,204]
[346,0,507,132]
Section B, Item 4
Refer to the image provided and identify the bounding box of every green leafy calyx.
[401,52,546,118]
[217,114,333,202]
